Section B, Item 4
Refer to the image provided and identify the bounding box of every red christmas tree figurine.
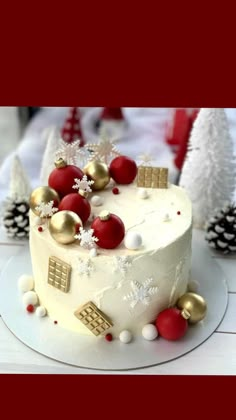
[61,107,85,146]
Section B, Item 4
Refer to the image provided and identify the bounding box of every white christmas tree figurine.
[9,155,32,201]
[40,126,61,184]
[179,108,236,229]
[73,175,94,193]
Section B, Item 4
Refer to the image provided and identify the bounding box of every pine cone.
[205,204,236,254]
[3,198,29,239]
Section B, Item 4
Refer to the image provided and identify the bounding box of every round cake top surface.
[30,182,192,257]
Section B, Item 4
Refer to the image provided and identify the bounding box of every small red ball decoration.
[48,158,84,198]
[155,308,189,341]
[26,304,34,313]
[177,211,181,215]
[38,226,43,232]
[105,333,113,342]
[109,156,137,185]
[91,210,125,249]
[112,187,119,195]
[58,193,91,224]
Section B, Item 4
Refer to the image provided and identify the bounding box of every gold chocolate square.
[74,301,113,336]
[48,256,71,293]
[137,166,168,188]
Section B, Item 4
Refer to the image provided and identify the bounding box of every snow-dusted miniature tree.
[40,126,61,184]
[179,108,236,229]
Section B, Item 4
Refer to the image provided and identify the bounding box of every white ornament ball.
[91,195,104,207]
[18,274,34,293]
[124,231,142,250]
[36,306,47,317]
[119,330,132,343]
[89,247,97,257]
[142,324,158,341]
[22,291,38,306]
[138,188,148,199]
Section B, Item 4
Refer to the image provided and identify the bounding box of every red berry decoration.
[177,211,181,215]
[58,192,91,224]
[38,226,43,232]
[109,156,137,185]
[26,304,34,313]
[105,333,113,342]
[155,308,189,341]
[91,211,125,249]
[112,187,119,195]
[48,158,84,198]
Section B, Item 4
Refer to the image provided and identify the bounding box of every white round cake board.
[0,229,228,371]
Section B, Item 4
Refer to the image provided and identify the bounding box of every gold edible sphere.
[83,161,110,191]
[177,292,207,324]
[29,186,60,216]
[49,210,83,244]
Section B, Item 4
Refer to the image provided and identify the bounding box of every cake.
[27,154,193,340]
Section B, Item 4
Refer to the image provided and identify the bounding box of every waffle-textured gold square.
[137,166,169,188]
[48,256,71,293]
[74,301,113,336]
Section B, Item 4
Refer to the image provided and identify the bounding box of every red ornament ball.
[155,308,188,341]
[109,156,137,185]
[38,226,43,232]
[58,193,91,224]
[105,333,113,342]
[112,187,120,195]
[48,161,84,198]
[91,211,125,249]
[26,304,34,313]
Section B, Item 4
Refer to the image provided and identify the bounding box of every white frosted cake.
[29,179,192,338]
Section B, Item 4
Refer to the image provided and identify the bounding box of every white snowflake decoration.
[77,258,94,276]
[55,139,87,166]
[86,131,120,164]
[137,153,153,166]
[113,256,132,277]
[75,227,98,249]
[123,277,159,309]
[35,201,58,218]
[73,175,94,193]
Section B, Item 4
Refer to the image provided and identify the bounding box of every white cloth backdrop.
[0,107,236,207]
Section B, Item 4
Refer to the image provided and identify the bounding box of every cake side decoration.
[123,278,159,309]
[74,301,113,336]
[47,256,71,293]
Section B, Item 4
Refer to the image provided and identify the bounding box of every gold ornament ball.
[177,292,207,324]
[49,210,83,245]
[30,186,60,216]
[83,161,110,191]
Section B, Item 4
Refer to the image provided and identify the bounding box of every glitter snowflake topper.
[55,139,87,166]
[77,258,94,276]
[86,130,120,164]
[35,201,58,218]
[75,227,98,249]
[73,175,94,193]
[123,277,159,309]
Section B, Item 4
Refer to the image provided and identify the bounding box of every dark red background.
[0,1,235,416]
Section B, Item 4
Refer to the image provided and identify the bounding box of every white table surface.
[0,107,236,375]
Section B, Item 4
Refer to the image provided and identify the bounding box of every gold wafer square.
[137,166,169,188]
[48,256,71,293]
[74,301,113,336]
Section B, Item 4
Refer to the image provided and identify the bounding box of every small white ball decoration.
[124,231,142,250]
[89,247,97,257]
[137,188,148,199]
[91,195,104,207]
[36,306,47,317]
[18,274,34,293]
[22,291,38,306]
[119,330,132,343]
[163,213,171,222]
[142,324,158,341]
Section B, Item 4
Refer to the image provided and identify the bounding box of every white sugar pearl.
[36,306,47,317]
[119,330,132,343]
[137,188,148,199]
[163,213,171,222]
[124,231,142,250]
[18,275,34,293]
[142,324,158,341]
[89,248,97,257]
[22,291,38,306]
[91,195,104,207]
